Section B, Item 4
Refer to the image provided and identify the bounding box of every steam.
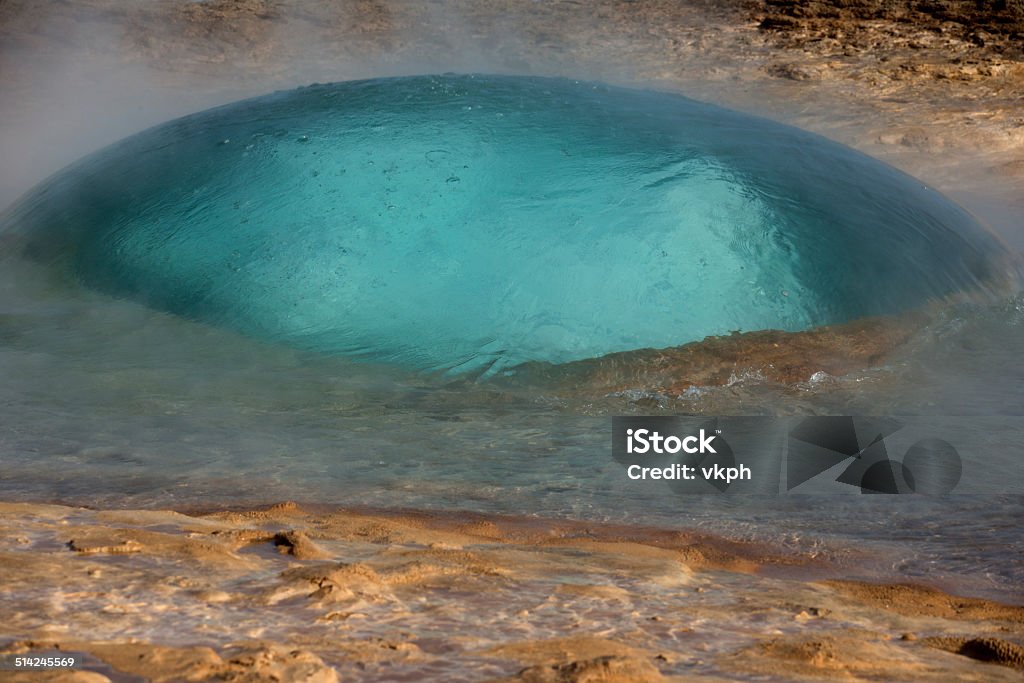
[0,0,669,211]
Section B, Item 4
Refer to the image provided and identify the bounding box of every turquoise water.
[0,75,1021,601]
[4,75,1005,374]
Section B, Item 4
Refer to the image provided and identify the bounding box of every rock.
[66,537,142,555]
[221,643,340,683]
[767,62,824,80]
[4,673,111,683]
[514,655,665,683]
[272,530,331,560]
[820,580,1024,622]
[757,0,1024,37]
[922,636,1024,670]
[59,642,224,682]
[15,641,340,683]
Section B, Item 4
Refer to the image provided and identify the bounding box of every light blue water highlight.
[3,74,1005,373]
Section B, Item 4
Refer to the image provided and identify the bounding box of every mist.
[3,0,1021,250]
[0,0,716,212]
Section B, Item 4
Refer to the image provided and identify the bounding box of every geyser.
[2,75,1004,373]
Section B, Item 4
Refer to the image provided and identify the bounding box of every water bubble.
[7,75,1005,374]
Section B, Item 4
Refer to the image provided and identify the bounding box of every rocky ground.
[751,0,1024,205]
[1,501,1022,681]
[1,2,1022,681]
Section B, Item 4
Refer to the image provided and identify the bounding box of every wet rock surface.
[760,0,1024,39]
[922,635,1024,670]
[2,502,1022,682]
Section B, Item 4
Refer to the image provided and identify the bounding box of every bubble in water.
[2,75,1006,374]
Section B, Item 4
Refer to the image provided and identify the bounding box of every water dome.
[2,75,1004,374]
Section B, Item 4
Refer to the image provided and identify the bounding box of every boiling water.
[4,75,1003,372]
[0,75,1021,600]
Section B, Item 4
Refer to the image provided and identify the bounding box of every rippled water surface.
[4,75,1006,372]
[0,75,1022,601]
